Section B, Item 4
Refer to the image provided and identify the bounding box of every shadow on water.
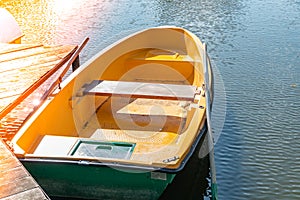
[159,133,210,200]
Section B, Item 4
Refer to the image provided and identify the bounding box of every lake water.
[1,0,300,199]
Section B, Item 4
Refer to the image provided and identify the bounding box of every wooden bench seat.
[83,80,200,101]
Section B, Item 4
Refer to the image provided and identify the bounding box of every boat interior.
[12,28,207,169]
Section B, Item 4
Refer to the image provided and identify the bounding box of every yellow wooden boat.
[11,26,213,199]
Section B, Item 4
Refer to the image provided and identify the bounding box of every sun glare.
[52,0,80,14]
[32,99,41,106]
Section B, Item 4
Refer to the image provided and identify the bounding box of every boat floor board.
[84,80,200,101]
[0,139,49,199]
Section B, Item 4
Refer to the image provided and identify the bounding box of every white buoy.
[0,8,23,43]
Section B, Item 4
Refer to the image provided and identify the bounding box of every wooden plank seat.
[83,80,200,101]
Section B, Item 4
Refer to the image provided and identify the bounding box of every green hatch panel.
[69,139,135,160]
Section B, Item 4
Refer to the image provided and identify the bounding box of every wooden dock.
[0,43,78,199]
[0,43,77,140]
[0,140,50,199]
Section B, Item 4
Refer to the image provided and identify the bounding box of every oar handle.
[41,37,89,100]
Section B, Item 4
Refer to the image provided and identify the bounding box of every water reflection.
[1,0,111,45]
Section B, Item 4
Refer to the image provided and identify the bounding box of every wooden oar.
[0,46,78,120]
[19,37,89,125]
[203,43,218,200]
[40,37,89,100]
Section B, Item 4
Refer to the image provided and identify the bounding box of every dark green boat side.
[23,161,175,200]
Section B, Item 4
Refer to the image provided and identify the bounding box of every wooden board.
[0,140,49,199]
[0,43,76,112]
[84,80,199,101]
[0,43,77,140]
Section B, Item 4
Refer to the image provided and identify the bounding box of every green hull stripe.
[23,161,175,199]
[211,183,218,200]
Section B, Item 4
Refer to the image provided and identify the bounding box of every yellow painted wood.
[84,80,199,101]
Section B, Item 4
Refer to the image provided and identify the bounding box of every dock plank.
[0,44,43,55]
[1,188,49,200]
[0,46,75,71]
[0,45,72,63]
[0,43,77,199]
[0,140,49,199]
[0,43,76,140]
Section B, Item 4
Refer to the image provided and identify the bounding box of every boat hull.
[22,160,175,200]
